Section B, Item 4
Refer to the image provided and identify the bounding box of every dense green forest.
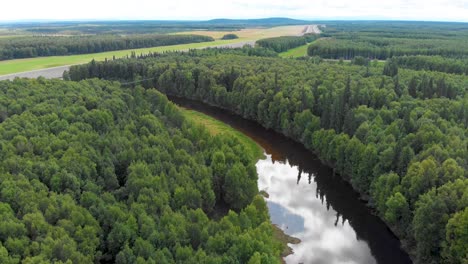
[308,37,468,60]
[392,56,468,75]
[0,34,214,60]
[68,49,468,264]
[0,78,283,263]
[308,22,468,62]
[256,34,317,53]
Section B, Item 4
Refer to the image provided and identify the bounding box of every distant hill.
[206,17,310,26]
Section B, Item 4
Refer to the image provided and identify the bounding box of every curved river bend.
[169,96,412,264]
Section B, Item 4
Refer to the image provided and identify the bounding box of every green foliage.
[221,34,239,40]
[412,179,467,263]
[223,163,258,210]
[383,59,399,77]
[394,56,468,75]
[384,192,410,231]
[0,34,214,60]
[308,21,468,60]
[308,37,468,60]
[308,22,468,75]
[0,78,282,263]
[351,56,369,66]
[68,48,468,263]
[442,207,468,263]
[257,34,317,53]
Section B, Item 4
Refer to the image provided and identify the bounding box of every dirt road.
[302,25,322,35]
[0,65,72,81]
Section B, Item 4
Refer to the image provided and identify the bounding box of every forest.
[307,37,468,60]
[68,48,468,264]
[221,34,239,40]
[0,34,214,60]
[392,56,468,75]
[308,22,468,61]
[256,34,317,53]
[0,78,283,263]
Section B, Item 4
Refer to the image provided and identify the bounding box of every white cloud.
[1,0,467,22]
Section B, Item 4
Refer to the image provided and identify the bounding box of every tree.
[442,208,468,264]
[402,157,438,204]
[439,159,464,184]
[0,244,18,264]
[370,173,400,214]
[211,151,226,201]
[383,59,399,77]
[223,163,257,210]
[413,190,449,263]
[221,34,239,40]
[0,78,282,263]
[384,192,410,233]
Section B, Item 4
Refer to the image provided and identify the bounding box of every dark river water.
[169,96,412,264]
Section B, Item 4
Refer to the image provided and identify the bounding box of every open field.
[279,43,309,58]
[181,108,264,160]
[175,25,306,39]
[0,35,22,39]
[0,25,305,76]
[0,40,255,80]
[0,39,241,76]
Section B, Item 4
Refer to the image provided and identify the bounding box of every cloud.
[1,0,467,22]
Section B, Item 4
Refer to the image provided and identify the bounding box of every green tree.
[223,163,257,210]
[442,208,468,264]
[384,192,410,233]
[383,59,399,77]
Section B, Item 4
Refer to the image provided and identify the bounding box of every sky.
[1,0,467,22]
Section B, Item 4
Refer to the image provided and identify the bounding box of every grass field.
[0,25,305,76]
[181,108,264,160]
[279,44,309,58]
[0,39,239,75]
[0,35,21,39]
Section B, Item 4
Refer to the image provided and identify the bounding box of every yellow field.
[175,25,304,40]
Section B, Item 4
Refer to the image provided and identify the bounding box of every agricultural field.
[0,25,306,76]
[174,25,305,40]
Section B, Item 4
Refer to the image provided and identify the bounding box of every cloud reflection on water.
[257,154,377,264]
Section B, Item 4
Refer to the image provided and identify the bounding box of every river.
[169,96,412,264]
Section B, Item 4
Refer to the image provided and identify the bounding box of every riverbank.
[272,225,301,259]
[181,107,264,160]
[180,107,300,262]
[170,95,412,264]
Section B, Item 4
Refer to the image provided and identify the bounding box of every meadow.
[278,43,309,58]
[181,108,264,160]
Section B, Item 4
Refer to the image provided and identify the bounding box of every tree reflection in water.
[169,96,412,264]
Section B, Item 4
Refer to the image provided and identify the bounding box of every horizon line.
[1,17,468,24]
